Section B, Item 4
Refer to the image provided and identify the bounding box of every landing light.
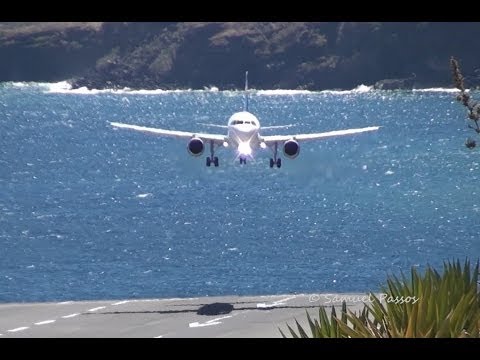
[223,141,229,147]
[260,142,267,149]
[238,142,252,156]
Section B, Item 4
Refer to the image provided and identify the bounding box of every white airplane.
[111,72,380,168]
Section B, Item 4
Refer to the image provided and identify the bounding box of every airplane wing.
[110,122,226,143]
[261,124,296,130]
[197,123,229,129]
[260,126,380,143]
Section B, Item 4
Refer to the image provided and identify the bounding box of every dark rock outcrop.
[374,73,416,90]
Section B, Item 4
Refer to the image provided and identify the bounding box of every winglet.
[244,71,249,112]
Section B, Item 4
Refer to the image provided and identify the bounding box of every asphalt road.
[0,293,373,338]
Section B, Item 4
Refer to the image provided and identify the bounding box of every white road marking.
[88,306,106,312]
[153,335,164,338]
[34,320,56,326]
[62,313,80,319]
[112,301,129,306]
[257,295,297,309]
[189,315,233,328]
[8,326,29,333]
[138,297,198,302]
[256,303,272,308]
[57,301,73,305]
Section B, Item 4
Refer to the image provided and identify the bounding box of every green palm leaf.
[281,258,480,338]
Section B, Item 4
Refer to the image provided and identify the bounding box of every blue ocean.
[1,82,479,303]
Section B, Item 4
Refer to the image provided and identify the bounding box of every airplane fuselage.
[227,111,262,158]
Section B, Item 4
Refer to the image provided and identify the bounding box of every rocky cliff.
[0,22,478,90]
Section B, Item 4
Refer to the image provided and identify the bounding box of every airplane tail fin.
[244,71,249,112]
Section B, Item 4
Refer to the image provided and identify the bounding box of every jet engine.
[283,139,300,159]
[187,137,204,156]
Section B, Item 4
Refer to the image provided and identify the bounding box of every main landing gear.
[239,156,247,165]
[206,140,219,167]
[206,157,219,167]
[269,142,281,168]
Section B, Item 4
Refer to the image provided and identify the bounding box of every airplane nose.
[239,124,255,132]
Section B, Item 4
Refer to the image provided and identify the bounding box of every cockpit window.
[231,120,256,125]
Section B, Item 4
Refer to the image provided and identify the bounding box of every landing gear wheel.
[206,140,219,168]
[269,142,281,169]
[240,157,246,165]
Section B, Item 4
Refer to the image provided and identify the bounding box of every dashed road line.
[57,301,73,305]
[88,306,106,312]
[257,295,297,309]
[8,327,29,333]
[5,303,110,335]
[34,320,56,326]
[153,335,164,338]
[189,315,233,328]
[62,313,80,319]
[112,301,130,306]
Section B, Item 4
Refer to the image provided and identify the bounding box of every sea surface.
[1,82,479,303]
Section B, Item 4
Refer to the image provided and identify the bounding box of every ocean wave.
[321,84,373,95]
[0,81,193,94]
[4,81,73,91]
[256,89,313,95]
[45,83,194,95]
[0,81,469,95]
[9,81,33,87]
[412,87,460,93]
